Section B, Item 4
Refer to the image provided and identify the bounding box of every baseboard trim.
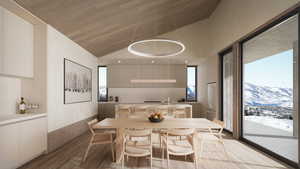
[47,115,96,153]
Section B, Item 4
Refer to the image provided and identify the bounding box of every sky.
[187,67,196,86]
[244,49,293,88]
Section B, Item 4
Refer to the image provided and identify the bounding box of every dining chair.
[162,128,198,169]
[132,105,152,118]
[116,105,132,118]
[198,119,226,158]
[82,119,115,162]
[173,105,188,118]
[122,128,153,169]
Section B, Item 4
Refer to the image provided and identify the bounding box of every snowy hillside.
[244,82,293,108]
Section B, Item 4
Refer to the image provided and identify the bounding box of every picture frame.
[64,58,92,104]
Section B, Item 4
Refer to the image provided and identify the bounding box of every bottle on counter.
[19,97,26,114]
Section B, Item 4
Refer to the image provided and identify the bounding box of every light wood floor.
[19,132,295,169]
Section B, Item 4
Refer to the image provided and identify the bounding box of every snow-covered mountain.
[244,82,293,108]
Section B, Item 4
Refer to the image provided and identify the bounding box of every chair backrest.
[211,119,224,134]
[167,128,195,136]
[130,105,152,118]
[124,128,152,140]
[118,105,132,111]
[213,119,225,128]
[87,119,99,135]
[157,105,170,115]
[174,105,186,113]
[134,105,151,112]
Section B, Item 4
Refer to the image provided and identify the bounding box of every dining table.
[93,118,222,163]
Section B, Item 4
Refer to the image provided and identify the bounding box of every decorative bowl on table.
[148,112,164,123]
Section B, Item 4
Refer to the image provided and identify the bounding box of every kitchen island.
[115,103,192,118]
[98,102,205,120]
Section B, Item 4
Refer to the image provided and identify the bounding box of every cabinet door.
[0,123,20,169]
[19,118,47,165]
[2,8,33,78]
[0,7,4,74]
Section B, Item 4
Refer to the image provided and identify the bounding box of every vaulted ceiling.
[15,0,220,57]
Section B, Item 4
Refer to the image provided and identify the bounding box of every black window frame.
[98,65,108,102]
[186,65,198,102]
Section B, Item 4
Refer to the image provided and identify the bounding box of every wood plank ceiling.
[15,0,220,57]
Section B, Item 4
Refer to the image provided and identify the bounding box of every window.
[220,49,234,132]
[241,14,298,165]
[186,66,197,101]
[98,66,108,102]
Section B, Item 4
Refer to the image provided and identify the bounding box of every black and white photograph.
[64,58,92,104]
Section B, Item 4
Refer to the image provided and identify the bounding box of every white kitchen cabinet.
[19,117,47,166]
[0,123,19,169]
[0,6,34,78]
[0,116,47,169]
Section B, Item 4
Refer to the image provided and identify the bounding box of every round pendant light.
[128,39,185,57]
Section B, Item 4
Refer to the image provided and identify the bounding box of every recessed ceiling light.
[151,60,155,64]
[118,60,121,63]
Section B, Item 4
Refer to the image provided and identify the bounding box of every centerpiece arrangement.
[148,112,164,123]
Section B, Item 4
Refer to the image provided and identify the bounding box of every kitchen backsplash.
[108,88,185,103]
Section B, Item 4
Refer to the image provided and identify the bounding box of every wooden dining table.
[93,118,222,163]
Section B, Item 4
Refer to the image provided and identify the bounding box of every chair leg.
[199,139,205,158]
[167,151,170,169]
[162,143,164,161]
[82,144,92,162]
[221,142,228,158]
[194,153,198,169]
[159,133,162,148]
[111,143,115,162]
[122,154,125,169]
[150,154,153,169]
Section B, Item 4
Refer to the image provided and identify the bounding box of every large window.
[186,66,197,101]
[98,66,108,102]
[241,14,298,166]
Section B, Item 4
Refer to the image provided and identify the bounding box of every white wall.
[0,76,21,115]
[47,26,98,132]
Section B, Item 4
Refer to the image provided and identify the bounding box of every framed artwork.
[64,58,92,104]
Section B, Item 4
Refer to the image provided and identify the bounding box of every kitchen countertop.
[0,112,47,126]
[99,102,201,104]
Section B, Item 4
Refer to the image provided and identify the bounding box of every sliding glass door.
[241,14,298,165]
[220,49,234,132]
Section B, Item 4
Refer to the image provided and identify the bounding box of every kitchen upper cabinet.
[0,6,34,78]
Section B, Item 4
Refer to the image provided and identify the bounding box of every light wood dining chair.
[116,105,132,118]
[198,119,227,157]
[173,105,187,118]
[122,128,153,169]
[131,105,152,118]
[162,128,198,169]
[83,119,115,162]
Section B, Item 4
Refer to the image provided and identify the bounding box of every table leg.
[115,128,124,163]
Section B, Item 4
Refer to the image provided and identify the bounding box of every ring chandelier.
[127,39,185,57]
